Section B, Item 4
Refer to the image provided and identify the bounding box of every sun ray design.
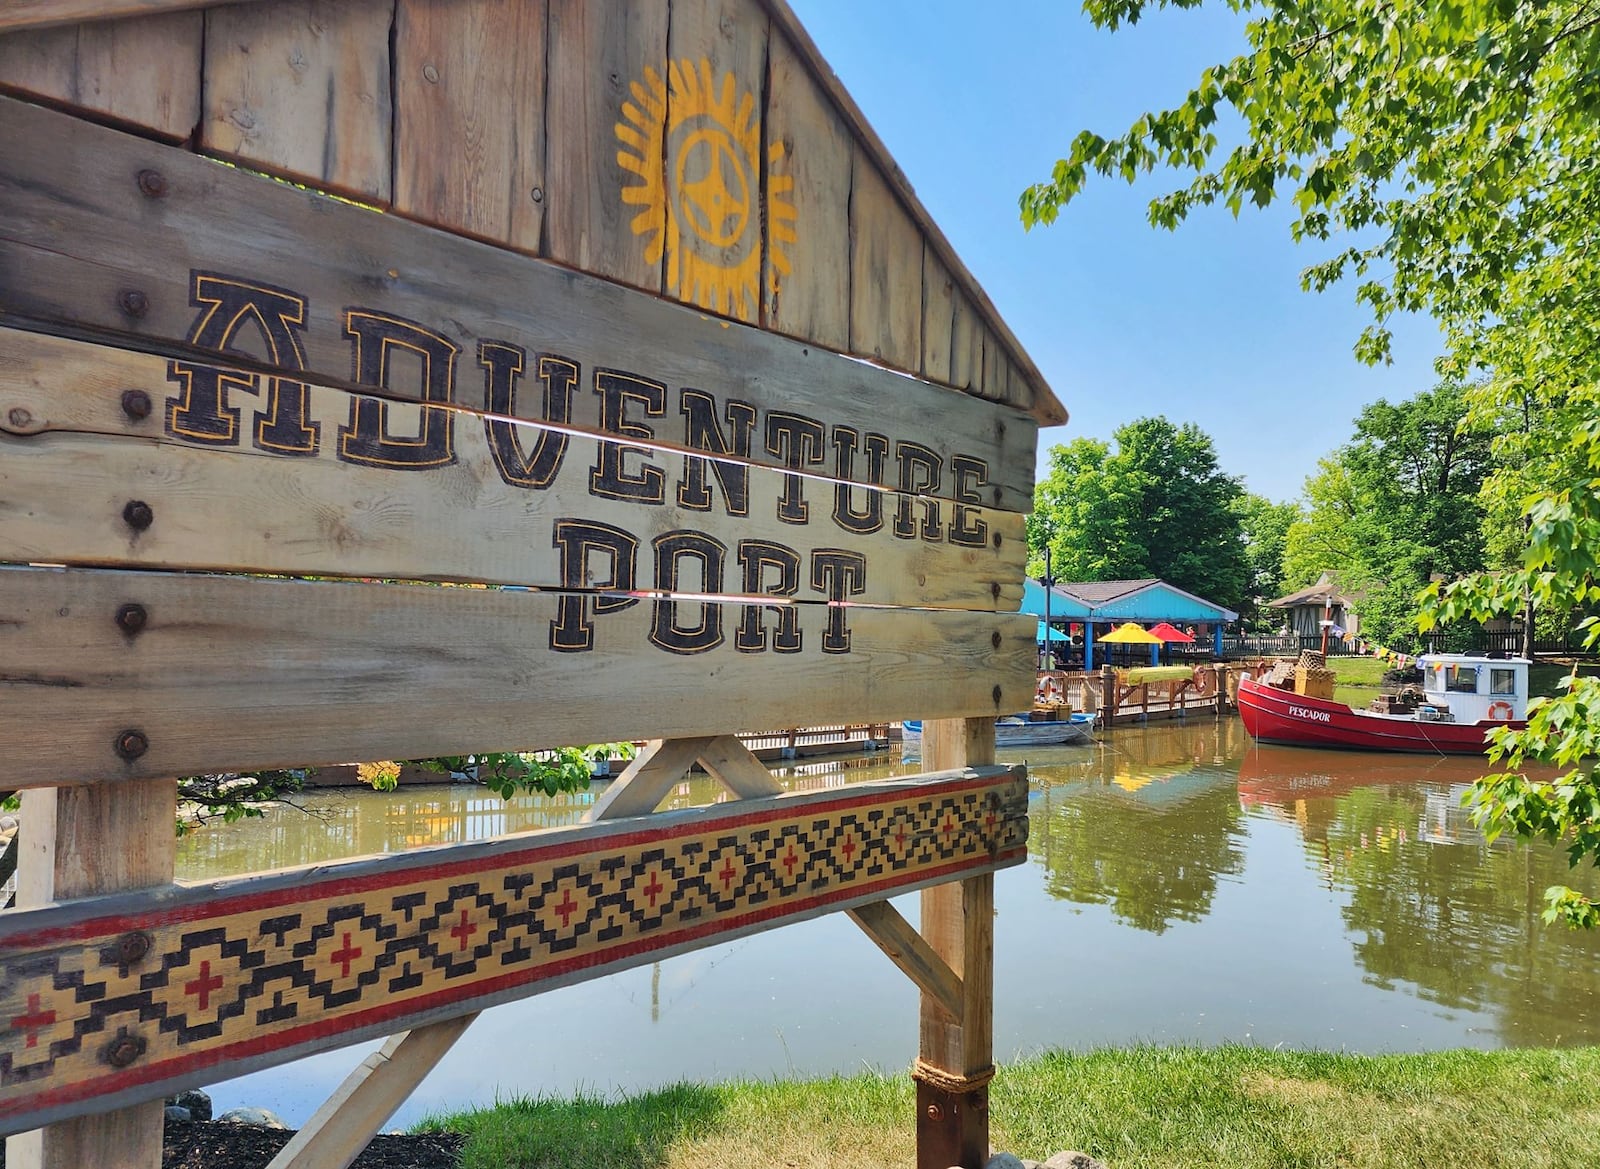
[616,59,798,322]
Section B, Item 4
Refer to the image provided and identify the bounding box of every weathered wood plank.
[760,25,849,350]
[544,0,668,290]
[921,247,955,386]
[393,0,545,252]
[0,9,202,140]
[949,293,983,394]
[916,717,998,1169]
[1,1,251,34]
[264,1013,478,1169]
[0,767,1028,1134]
[3,777,176,1168]
[846,899,962,1023]
[849,152,923,373]
[202,0,393,202]
[0,95,1038,513]
[0,330,1027,610]
[584,738,718,822]
[660,0,768,323]
[0,567,1035,788]
[693,736,784,800]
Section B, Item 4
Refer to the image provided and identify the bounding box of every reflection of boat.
[1237,743,1495,808]
[901,713,1094,756]
[1238,653,1528,755]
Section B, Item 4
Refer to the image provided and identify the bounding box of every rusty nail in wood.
[102,1029,146,1068]
[925,1103,943,1121]
[121,389,153,420]
[116,931,152,965]
[992,531,1003,549]
[992,685,1003,705]
[136,169,168,198]
[991,630,1002,649]
[118,289,149,318]
[115,603,148,634]
[114,729,149,761]
[123,499,154,531]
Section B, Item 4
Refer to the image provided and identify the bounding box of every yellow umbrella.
[1097,622,1164,644]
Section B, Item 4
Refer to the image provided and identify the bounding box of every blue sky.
[788,0,1444,505]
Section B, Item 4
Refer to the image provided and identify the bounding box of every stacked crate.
[1294,650,1337,700]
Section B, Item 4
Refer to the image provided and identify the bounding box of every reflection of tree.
[1314,785,1600,1046]
[1029,747,1247,934]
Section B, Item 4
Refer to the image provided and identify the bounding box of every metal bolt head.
[123,499,154,531]
[925,1103,943,1121]
[115,603,148,635]
[114,729,149,761]
[121,389,153,420]
[101,930,153,971]
[102,1028,147,1068]
[530,186,544,203]
[118,289,149,318]
[136,169,168,198]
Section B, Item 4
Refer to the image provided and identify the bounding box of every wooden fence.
[0,3,1066,1166]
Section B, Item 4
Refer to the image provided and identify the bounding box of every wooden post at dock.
[1100,665,1117,731]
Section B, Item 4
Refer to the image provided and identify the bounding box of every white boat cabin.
[1418,653,1530,723]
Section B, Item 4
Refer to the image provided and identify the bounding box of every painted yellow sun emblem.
[616,59,797,321]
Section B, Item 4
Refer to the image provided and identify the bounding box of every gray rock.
[217,1106,288,1129]
[172,1088,213,1121]
[1043,1153,1108,1169]
[985,1155,1028,1169]
[163,1105,191,1123]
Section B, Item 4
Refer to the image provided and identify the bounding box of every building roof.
[1267,571,1360,609]
[1022,578,1239,624]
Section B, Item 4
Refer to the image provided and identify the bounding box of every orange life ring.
[1486,700,1515,721]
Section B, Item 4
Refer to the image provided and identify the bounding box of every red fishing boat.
[1237,653,1529,755]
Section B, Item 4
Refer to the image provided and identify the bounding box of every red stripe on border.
[2,774,1008,950]
[2,843,1026,1119]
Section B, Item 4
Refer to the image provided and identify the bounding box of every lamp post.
[1320,592,1334,658]
[1040,546,1055,671]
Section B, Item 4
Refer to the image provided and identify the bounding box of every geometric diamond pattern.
[0,769,1027,1134]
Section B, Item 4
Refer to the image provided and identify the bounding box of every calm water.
[176,718,1600,1126]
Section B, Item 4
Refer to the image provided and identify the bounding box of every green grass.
[419,1045,1600,1169]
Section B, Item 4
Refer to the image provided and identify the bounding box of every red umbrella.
[1147,621,1196,643]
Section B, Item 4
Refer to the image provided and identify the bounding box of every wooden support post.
[694,736,784,799]
[1100,664,1117,731]
[6,778,176,1169]
[916,717,996,1169]
[265,1013,477,1169]
[584,737,718,821]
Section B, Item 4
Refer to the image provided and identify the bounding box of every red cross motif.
[782,845,800,875]
[642,870,664,907]
[554,887,579,926]
[840,835,857,862]
[941,815,957,838]
[894,823,908,850]
[717,857,738,889]
[985,810,997,834]
[10,993,55,1050]
[330,932,363,978]
[449,908,477,952]
[184,960,224,1011]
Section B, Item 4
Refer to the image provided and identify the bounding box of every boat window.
[1490,668,1517,696]
[1445,665,1478,693]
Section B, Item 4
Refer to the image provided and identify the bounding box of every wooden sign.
[0,329,1025,610]
[0,766,1029,1134]
[0,96,1039,516]
[0,567,1035,787]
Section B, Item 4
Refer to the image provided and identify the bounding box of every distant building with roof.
[1021,578,1240,670]
[1266,571,1362,639]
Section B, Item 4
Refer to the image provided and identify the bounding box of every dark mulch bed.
[161,1120,464,1169]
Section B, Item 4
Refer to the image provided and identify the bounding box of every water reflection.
[1028,721,1249,933]
[173,721,1600,1126]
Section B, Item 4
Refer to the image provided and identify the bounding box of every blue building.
[1021,578,1240,670]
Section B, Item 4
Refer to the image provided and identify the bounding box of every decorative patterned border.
[1,769,1026,1132]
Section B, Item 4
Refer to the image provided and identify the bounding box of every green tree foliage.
[1234,493,1299,624]
[1030,416,1250,608]
[1023,0,1600,924]
[1282,384,1491,644]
